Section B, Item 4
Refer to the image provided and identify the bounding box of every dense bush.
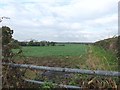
[2,26,13,62]
[95,36,118,54]
[1,26,31,88]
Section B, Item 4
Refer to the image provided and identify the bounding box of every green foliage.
[19,40,56,46]
[2,26,13,45]
[40,81,55,89]
[69,80,77,86]
[50,42,55,46]
[95,36,118,54]
[2,26,22,61]
[91,45,118,71]
[2,26,14,62]
[11,39,21,49]
[117,36,120,71]
[28,40,34,46]
[2,26,27,88]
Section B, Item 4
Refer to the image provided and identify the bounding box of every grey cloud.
[0,0,118,42]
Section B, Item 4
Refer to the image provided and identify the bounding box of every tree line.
[12,39,56,46]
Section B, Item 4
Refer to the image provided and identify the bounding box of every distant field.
[13,44,118,71]
[21,44,88,57]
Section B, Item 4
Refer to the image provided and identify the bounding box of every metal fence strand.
[24,78,81,89]
[2,63,120,77]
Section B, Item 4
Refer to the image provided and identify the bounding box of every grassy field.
[13,44,118,71]
[12,44,119,88]
[21,44,88,57]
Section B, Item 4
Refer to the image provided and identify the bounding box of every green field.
[13,44,118,71]
[12,44,119,88]
[21,44,88,57]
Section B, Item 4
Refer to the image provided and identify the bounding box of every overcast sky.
[0,0,119,42]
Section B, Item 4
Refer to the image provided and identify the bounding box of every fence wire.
[2,63,120,77]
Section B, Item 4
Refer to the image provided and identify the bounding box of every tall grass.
[91,45,118,71]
